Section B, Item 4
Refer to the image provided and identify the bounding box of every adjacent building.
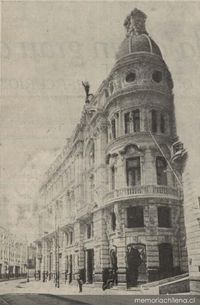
[183,167,200,294]
[35,9,188,287]
[0,226,27,278]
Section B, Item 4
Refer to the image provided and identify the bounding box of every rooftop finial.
[124,8,147,36]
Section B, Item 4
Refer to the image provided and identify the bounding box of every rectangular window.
[111,166,115,190]
[69,231,73,244]
[87,224,92,239]
[124,112,131,134]
[127,207,144,228]
[156,157,167,185]
[152,110,157,132]
[133,110,140,132]
[126,157,141,186]
[160,113,165,133]
[111,118,116,139]
[158,207,171,228]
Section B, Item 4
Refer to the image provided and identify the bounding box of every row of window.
[105,70,163,97]
[111,156,167,189]
[65,223,93,245]
[64,206,171,243]
[110,109,168,140]
[126,206,171,229]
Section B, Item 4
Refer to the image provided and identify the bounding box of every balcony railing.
[104,185,182,203]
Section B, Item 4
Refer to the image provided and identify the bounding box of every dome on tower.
[116,8,162,60]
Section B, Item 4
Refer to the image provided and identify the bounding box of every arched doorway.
[159,243,173,279]
[126,243,147,287]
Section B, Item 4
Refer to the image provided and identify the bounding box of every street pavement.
[0,278,141,295]
[0,278,143,305]
[0,294,89,305]
[0,279,198,305]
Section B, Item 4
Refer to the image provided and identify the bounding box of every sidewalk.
[24,279,142,295]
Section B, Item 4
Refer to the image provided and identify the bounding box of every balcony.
[104,185,182,203]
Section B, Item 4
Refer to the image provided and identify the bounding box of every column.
[115,237,127,285]
[144,148,156,185]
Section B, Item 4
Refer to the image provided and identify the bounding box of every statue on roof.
[124,8,148,36]
[82,81,93,104]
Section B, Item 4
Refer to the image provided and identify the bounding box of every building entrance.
[15,266,20,277]
[126,244,147,287]
[86,249,94,283]
[159,243,173,279]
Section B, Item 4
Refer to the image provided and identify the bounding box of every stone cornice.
[110,53,166,77]
[103,87,172,113]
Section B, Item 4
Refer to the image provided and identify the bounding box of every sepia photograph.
[0,1,200,304]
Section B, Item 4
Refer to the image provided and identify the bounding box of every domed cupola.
[116,8,162,60]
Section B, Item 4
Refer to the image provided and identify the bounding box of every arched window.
[156,157,167,185]
[124,110,140,134]
[111,166,116,190]
[89,174,94,202]
[111,118,116,139]
[110,113,119,140]
[109,82,114,94]
[87,141,95,168]
[104,89,109,98]
[111,212,116,231]
[69,231,73,244]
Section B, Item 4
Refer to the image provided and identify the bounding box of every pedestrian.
[77,274,83,293]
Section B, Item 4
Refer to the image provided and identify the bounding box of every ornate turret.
[116,8,162,60]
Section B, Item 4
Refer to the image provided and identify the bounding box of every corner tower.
[34,8,188,289]
[100,8,188,285]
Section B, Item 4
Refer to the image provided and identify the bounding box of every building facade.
[35,9,188,287]
[0,226,27,279]
[183,169,200,294]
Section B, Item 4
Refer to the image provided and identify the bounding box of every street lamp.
[55,227,60,288]
[27,245,29,282]
[43,232,49,283]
